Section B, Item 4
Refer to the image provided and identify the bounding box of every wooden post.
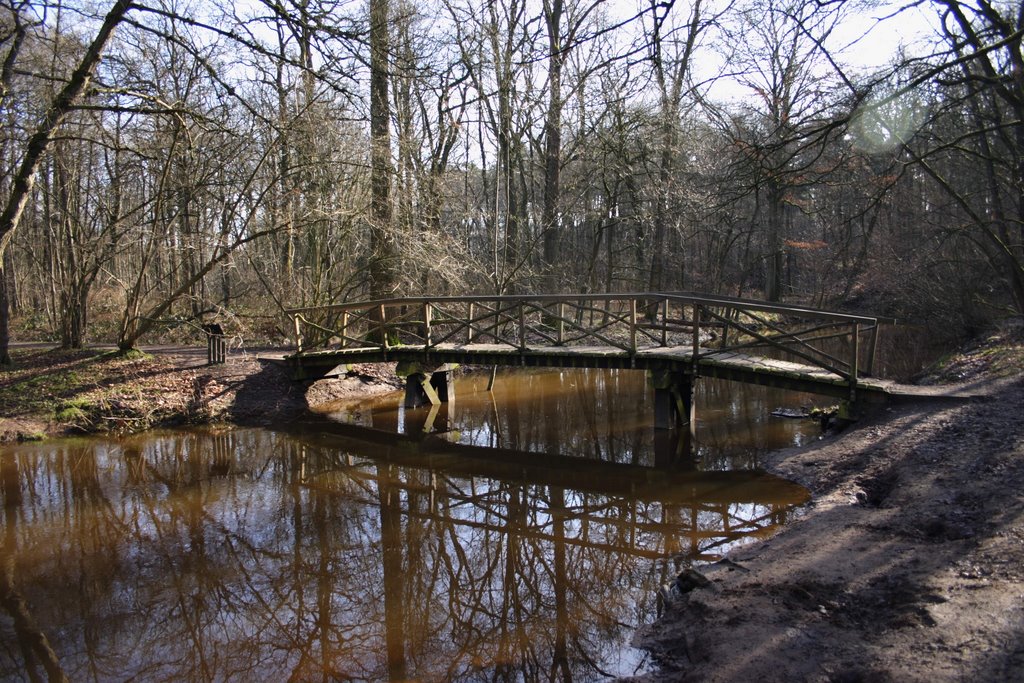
[518,300,526,350]
[378,303,387,348]
[866,321,880,376]
[467,302,475,343]
[493,304,500,344]
[692,305,701,362]
[491,305,499,348]
[397,362,454,407]
[650,369,695,431]
[654,387,675,430]
[850,323,860,401]
[429,368,454,402]
[340,311,349,348]
[720,307,730,349]
[557,302,565,345]
[629,298,637,353]
[404,373,441,408]
[424,301,432,347]
[293,315,303,354]
[661,298,668,347]
[674,381,695,429]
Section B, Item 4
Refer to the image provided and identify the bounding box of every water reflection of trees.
[0,429,805,681]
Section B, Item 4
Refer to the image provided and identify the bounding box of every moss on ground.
[920,325,1024,384]
[0,348,174,439]
[0,350,103,416]
[53,397,95,424]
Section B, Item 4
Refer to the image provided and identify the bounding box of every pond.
[0,368,817,681]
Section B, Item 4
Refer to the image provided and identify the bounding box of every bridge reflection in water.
[0,372,812,681]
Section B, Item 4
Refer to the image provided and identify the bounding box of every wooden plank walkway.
[285,342,896,401]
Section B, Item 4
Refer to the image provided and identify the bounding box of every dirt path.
[629,375,1024,682]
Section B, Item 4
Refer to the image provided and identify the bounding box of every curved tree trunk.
[0,0,133,364]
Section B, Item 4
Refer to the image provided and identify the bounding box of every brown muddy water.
[0,369,819,681]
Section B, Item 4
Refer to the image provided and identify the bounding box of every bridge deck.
[286,342,895,400]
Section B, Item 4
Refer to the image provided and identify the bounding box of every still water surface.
[0,369,816,681]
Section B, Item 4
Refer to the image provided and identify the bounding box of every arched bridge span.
[284,292,897,427]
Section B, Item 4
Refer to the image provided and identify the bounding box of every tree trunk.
[368,0,396,299]
[541,0,565,294]
[0,264,10,366]
[765,181,784,302]
[60,282,90,350]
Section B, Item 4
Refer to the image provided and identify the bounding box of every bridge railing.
[286,293,894,380]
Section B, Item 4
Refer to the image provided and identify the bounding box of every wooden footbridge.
[284,292,896,429]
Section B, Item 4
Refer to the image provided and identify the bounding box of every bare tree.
[643,0,713,303]
[0,0,133,364]
[915,0,1024,317]
[538,0,602,293]
[447,0,542,293]
[716,0,849,301]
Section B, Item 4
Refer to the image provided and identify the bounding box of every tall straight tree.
[389,1,472,293]
[447,0,539,293]
[368,0,396,298]
[540,0,603,294]
[541,0,567,293]
[644,0,710,304]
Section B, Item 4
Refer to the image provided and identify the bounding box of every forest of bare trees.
[0,0,1020,362]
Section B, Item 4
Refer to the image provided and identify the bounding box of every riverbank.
[0,346,401,442]
[630,327,1024,682]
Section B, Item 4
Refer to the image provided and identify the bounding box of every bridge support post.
[654,428,696,468]
[649,369,695,431]
[837,398,864,424]
[397,362,456,408]
[404,373,440,408]
[404,402,454,438]
[429,369,454,402]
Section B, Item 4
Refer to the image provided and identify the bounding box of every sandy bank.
[628,374,1024,682]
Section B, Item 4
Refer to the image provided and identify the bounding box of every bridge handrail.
[284,292,893,326]
[287,292,895,387]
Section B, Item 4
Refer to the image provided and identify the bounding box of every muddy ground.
[630,374,1024,682]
